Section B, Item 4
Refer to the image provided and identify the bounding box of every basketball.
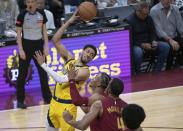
[78,2,97,22]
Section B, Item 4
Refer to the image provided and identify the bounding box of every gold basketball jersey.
[54,59,88,100]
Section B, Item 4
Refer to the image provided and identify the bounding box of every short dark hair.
[110,78,124,97]
[122,104,146,130]
[83,44,97,57]
[135,1,149,11]
[100,72,111,90]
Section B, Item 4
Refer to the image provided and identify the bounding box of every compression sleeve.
[69,79,88,106]
[41,63,68,84]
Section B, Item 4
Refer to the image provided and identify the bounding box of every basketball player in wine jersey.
[63,78,134,131]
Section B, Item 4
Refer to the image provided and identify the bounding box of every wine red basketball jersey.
[90,96,132,131]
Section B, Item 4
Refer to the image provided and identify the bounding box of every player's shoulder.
[93,99,102,107]
[78,67,90,78]
[90,93,104,101]
[65,59,75,65]
[93,93,105,98]
[79,67,90,72]
[75,63,89,70]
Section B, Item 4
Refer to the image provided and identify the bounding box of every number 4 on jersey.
[117,117,125,130]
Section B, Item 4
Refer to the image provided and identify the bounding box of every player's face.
[81,47,95,64]
[89,74,102,93]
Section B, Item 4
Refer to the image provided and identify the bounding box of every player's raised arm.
[34,51,68,84]
[68,63,89,106]
[63,100,102,130]
[52,11,79,62]
[75,67,90,85]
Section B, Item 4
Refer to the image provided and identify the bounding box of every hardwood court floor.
[0,86,183,131]
[120,86,183,131]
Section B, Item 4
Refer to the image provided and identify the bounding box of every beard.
[80,55,87,65]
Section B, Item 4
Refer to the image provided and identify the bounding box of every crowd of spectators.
[126,0,183,74]
[0,0,19,31]
[124,1,170,74]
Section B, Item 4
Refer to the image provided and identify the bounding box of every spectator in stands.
[37,0,56,29]
[0,0,19,31]
[63,0,83,14]
[48,0,64,28]
[171,0,176,4]
[17,0,27,12]
[152,0,160,5]
[97,0,118,8]
[64,0,83,7]
[175,0,183,8]
[124,1,170,74]
[150,0,183,69]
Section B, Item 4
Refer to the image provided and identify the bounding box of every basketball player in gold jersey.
[34,11,97,131]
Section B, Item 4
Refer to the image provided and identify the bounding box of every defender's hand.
[34,50,45,65]
[63,110,73,123]
[68,63,77,80]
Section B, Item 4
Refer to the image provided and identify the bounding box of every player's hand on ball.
[68,10,79,24]
[77,2,97,22]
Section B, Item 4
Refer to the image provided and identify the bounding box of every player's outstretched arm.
[52,11,79,62]
[69,79,89,106]
[34,50,68,84]
[63,100,102,130]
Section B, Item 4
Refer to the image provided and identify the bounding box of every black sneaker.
[17,102,27,109]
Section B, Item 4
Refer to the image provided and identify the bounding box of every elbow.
[78,123,88,130]
[81,126,88,130]
[81,122,89,130]
[71,96,88,106]
[72,99,80,106]
[72,99,77,105]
